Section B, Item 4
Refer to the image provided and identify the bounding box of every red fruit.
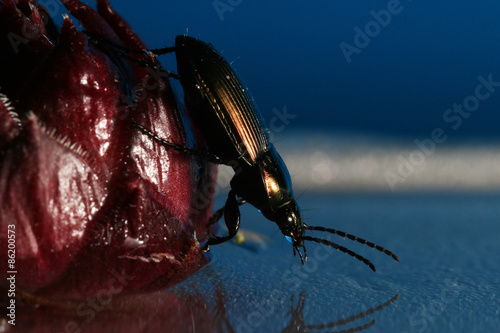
[0,0,216,299]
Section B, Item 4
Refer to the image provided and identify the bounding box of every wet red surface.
[0,0,216,299]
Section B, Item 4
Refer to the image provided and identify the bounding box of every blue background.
[109,0,500,141]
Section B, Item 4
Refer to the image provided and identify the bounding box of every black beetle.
[93,34,399,271]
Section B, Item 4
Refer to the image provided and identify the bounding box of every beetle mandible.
[126,35,399,271]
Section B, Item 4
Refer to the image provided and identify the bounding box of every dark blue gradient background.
[109,1,500,141]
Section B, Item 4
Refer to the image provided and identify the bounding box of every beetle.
[91,34,399,271]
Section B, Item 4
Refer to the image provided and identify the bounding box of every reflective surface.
[198,192,500,332]
[8,192,500,332]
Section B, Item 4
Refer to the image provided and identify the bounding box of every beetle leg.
[205,190,241,247]
[148,47,176,55]
[133,122,225,164]
[207,207,225,227]
[207,199,246,227]
[85,31,180,79]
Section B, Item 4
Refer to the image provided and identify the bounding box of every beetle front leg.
[205,190,241,248]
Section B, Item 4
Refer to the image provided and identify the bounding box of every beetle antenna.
[301,236,376,272]
[304,224,399,263]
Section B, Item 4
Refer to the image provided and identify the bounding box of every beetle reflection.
[282,292,399,333]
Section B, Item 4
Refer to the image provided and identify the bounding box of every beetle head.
[274,200,309,264]
[273,199,399,270]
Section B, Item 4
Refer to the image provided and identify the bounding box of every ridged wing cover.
[175,35,269,166]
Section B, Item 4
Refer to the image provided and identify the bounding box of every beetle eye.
[280,213,295,229]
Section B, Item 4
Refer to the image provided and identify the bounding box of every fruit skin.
[0,0,216,299]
